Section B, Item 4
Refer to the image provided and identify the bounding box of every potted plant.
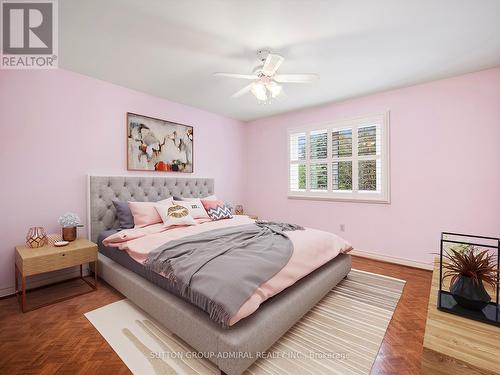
[442,245,499,311]
[58,212,83,241]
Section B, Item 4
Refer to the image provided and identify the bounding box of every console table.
[422,260,500,374]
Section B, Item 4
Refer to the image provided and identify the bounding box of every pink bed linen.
[103,216,352,325]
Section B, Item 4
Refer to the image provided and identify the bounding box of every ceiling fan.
[214,50,319,103]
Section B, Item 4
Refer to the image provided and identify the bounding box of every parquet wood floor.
[0,256,432,374]
[352,257,432,375]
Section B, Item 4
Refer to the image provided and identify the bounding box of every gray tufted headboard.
[88,175,214,242]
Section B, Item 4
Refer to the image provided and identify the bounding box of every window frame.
[287,112,390,203]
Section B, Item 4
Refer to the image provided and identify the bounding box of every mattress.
[99,217,352,325]
[98,230,179,296]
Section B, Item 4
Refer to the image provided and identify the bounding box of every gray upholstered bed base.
[88,176,352,375]
[98,252,351,375]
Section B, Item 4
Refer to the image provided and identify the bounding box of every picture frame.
[126,112,193,172]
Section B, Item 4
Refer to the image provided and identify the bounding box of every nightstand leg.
[94,261,98,289]
[80,264,83,278]
[14,264,18,295]
[21,275,26,313]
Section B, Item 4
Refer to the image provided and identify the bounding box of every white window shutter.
[288,113,390,202]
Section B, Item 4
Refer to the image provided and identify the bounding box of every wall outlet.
[340,224,345,232]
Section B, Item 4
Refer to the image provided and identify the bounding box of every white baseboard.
[350,249,433,271]
[0,251,431,297]
[0,265,90,298]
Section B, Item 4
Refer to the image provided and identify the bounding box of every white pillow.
[155,203,196,228]
[173,199,209,219]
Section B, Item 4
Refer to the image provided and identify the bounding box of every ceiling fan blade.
[262,54,284,76]
[274,74,319,83]
[214,73,258,80]
[232,83,253,98]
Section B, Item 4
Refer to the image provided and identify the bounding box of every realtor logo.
[1,0,58,69]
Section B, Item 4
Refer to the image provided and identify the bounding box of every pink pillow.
[201,199,233,221]
[128,198,173,228]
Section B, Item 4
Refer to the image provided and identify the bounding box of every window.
[288,113,390,203]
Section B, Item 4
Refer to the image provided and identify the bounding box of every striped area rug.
[85,269,405,375]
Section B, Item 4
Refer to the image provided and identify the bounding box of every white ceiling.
[60,0,500,121]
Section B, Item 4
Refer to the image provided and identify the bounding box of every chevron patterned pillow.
[200,199,233,221]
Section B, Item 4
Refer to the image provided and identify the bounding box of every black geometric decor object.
[438,232,500,327]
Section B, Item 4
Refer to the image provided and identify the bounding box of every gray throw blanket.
[144,221,304,327]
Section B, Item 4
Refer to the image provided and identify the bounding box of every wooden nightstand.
[15,238,98,312]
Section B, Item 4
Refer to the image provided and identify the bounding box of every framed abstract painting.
[126,112,193,172]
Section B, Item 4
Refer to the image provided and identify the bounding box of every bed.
[88,175,352,375]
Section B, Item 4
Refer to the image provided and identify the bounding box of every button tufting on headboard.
[89,176,215,243]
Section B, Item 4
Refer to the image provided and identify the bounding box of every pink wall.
[1,67,499,295]
[0,69,245,295]
[244,68,500,265]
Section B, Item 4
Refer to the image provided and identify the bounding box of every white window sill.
[288,194,390,204]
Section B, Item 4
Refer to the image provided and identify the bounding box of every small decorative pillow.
[128,197,173,228]
[172,199,209,219]
[112,200,135,229]
[201,199,233,221]
[155,204,197,228]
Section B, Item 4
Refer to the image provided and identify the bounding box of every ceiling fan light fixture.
[216,50,318,102]
[251,82,267,101]
[267,82,283,98]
